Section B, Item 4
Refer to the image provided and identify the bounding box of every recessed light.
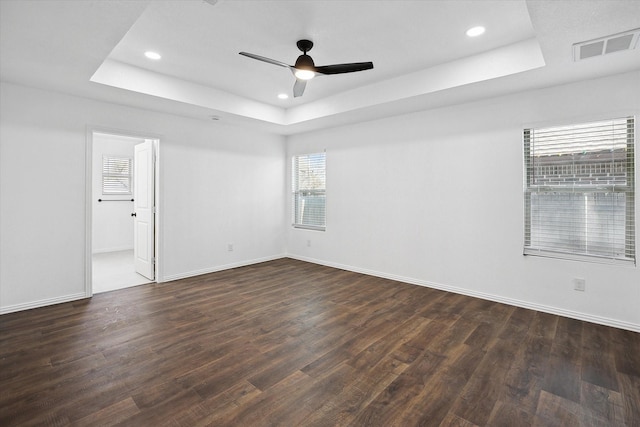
[144,51,162,60]
[278,93,289,99]
[466,26,486,37]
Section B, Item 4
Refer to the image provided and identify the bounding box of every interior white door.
[133,140,155,280]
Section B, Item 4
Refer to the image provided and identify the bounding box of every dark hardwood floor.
[1,258,639,426]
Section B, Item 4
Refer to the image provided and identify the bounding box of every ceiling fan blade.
[314,62,374,75]
[293,79,306,97]
[239,52,291,69]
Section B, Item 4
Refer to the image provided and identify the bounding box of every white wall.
[92,133,142,253]
[1,72,638,332]
[0,81,286,312]
[286,71,640,332]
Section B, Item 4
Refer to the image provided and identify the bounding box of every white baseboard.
[0,292,87,315]
[161,254,287,283]
[1,255,286,315]
[5,254,637,334]
[92,246,134,254]
[286,254,640,333]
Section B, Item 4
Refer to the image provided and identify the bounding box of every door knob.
[131,213,137,217]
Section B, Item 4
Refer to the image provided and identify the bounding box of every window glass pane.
[103,156,132,194]
[524,117,635,263]
[529,192,627,258]
[103,157,131,176]
[293,152,326,229]
[294,193,326,228]
[103,176,131,194]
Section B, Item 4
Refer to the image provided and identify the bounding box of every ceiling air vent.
[573,28,640,61]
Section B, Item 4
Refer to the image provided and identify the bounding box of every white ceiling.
[1,0,639,135]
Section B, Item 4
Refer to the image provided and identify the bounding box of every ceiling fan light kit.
[294,69,315,80]
[239,39,374,97]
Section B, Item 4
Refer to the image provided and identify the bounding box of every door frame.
[85,126,161,298]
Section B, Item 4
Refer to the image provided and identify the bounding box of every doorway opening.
[87,130,159,295]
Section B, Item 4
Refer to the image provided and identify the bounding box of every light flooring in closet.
[92,249,151,294]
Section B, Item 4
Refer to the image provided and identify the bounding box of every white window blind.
[524,117,635,264]
[292,152,326,230]
[102,156,132,195]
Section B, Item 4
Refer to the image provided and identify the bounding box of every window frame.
[292,152,326,231]
[102,155,133,195]
[523,116,636,265]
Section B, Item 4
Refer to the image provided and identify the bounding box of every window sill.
[293,224,325,232]
[523,249,635,266]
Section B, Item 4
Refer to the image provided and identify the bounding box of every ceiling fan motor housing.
[295,54,315,70]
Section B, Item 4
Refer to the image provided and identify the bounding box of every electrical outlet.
[573,278,586,292]
[307,240,311,247]
[228,244,234,252]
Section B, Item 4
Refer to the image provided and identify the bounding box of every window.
[102,156,132,195]
[292,152,326,230]
[524,117,635,264]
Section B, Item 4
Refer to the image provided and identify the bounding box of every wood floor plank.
[485,400,534,426]
[303,359,402,426]
[439,412,480,426]
[580,381,626,425]
[350,350,449,426]
[347,315,431,371]
[165,380,261,427]
[498,333,550,414]
[113,389,204,426]
[611,328,640,378]
[617,372,640,425]
[202,369,313,426]
[542,343,583,403]
[533,390,582,427]
[259,362,360,425]
[581,323,620,392]
[0,258,638,426]
[542,316,584,403]
[390,319,449,364]
[449,338,519,425]
[72,397,140,427]
[398,346,487,426]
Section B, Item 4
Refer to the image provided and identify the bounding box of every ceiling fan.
[239,40,374,98]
